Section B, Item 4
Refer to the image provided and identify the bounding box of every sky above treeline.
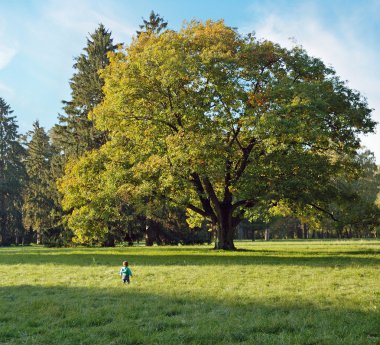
[1,0,379,162]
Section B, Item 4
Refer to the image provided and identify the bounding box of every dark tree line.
[0,12,379,247]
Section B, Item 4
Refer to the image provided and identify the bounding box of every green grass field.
[0,240,379,345]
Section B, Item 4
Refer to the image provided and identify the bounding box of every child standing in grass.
[119,261,132,284]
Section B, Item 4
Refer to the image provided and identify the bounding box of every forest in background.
[1,12,379,248]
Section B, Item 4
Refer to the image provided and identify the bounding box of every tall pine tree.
[0,98,26,245]
[51,24,116,158]
[23,121,56,244]
[136,11,168,36]
[49,24,116,245]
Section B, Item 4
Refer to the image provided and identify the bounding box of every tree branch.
[229,125,241,148]
[223,159,233,205]
[307,202,339,222]
[201,176,222,220]
[129,114,178,133]
[189,172,217,222]
[187,203,209,217]
[232,126,244,151]
[232,138,259,183]
[167,87,183,128]
[232,198,256,211]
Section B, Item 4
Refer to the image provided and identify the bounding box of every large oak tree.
[88,20,375,249]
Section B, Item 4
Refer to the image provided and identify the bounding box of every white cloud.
[0,23,16,97]
[19,0,136,79]
[0,44,16,69]
[0,16,18,70]
[42,0,135,43]
[242,4,380,163]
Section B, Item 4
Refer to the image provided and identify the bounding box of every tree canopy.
[0,18,378,248]
[88,20,376,249]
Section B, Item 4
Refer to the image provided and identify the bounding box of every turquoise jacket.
[120,267,132,276]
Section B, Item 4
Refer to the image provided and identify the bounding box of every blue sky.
[1,0,379,162]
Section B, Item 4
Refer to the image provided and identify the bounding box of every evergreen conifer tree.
[136,11,168,36]
[0,98,26,245]
[49,24,117,245]
[23,121,56,243]
[51,24,116,158]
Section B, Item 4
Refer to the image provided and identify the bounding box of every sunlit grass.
[0,240,379,344]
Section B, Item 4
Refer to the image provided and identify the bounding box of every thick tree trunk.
[296,223,302,239]
[214,206,236,250]
[303,223,309,239]
[0,198,9,246]
[145,217,161,246]
[145,219,154,246]
[265,227,270,241]
[336,224,343,239]
[125,231,134,246]
[0,216,6,246]
[191,172,240,250]
[102,233,115,247]
[214,224,236,250]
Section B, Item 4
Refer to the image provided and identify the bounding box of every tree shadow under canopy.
[0,247,379,267]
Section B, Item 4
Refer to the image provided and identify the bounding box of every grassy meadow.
[0,240,379,345]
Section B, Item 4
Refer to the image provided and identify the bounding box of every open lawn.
[0,240,379,345]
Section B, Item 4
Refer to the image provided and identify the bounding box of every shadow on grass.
[0,249,379,267]
[0,285,378,345]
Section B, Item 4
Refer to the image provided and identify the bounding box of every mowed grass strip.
[0,240,379,345]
